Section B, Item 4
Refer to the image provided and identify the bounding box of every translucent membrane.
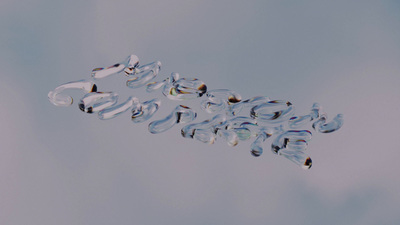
[131,98,161,123]
[48,80,97,106]
[313,113,344,133]
[250,100,294,124]
[201,89,242,113]
[79,92,118,113]
[148,105,197,134]
[289,103,320,128]
[271,130,312,154]
[163,78,207,100]
[126,61,162,89]
[98,96,139,120]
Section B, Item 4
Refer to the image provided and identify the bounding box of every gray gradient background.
[1,0,400,224]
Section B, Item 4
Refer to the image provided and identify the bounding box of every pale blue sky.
[1,1,400,224]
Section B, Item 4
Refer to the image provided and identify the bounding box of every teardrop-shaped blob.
[48,80,97,106]
[78,92,118,113]
[131,98,161,123]
[193,129,216,144]
[123,55,140,76]
[313,114,344,133]
[98,96,139,120]
[250,132,268,157]
[279,150,312,169]
[148,105,197,134]
[250,100,294,124]
[234,127,253,141]
[126,61,162,89]
[163,78,207,100]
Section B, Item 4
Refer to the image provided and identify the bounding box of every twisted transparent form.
[48,54,344,170]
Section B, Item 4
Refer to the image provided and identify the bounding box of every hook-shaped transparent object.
[126,61,162,89]
[131,98,161,123]
[229,96,270,116]
[147,72,180,93]
[78,92,118,113]
[98,96,139,120]
[148,105,197,134]
[48,80,97,106]
[162,78,207,100]
[250,100,294,124]
[312,113,344,133]
[91,55,140,79]
[288,103,321,128]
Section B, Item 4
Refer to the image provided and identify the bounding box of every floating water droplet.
[181,114,226,139]
[98,96,139,120]
[250,132,268,157]
[78,92,118,113]
[48,80,97,106]
[91,64,125,79]
[126,61,161,89]
[148,105,196,134]
[131,98,161,123]
[313,113,343,133]
[279,150,312,169]
[251,100,294,124]
[193,129,216,144]
[163,78,207,100]
[288,103,321,128]
[229,96,270,116]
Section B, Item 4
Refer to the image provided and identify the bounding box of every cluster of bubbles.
[48,54,344,169]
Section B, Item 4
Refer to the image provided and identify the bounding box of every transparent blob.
[271,130,312,154]
[200,89,242,114]
[313,114,344,133]
[146,81,166,93]
[98,96,139,120]
[279,150,312,169]
[48,80,97,106]
[250,132,268,157]
[123,55,140,76]
[163,78,207,100]
[131,98,161,123]
[250,100,294,124]
[217,129,239,147]
[78,92,118,113]
[126,61,162,89]
[229,96,270,116]
[233,127,253,141]
[148,105,197,134]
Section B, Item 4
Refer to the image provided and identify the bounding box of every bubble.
[126,61,162,89]
[78,92,119,113]
[98,96,139,120]
[148,105,197,134]
[48,80,97,106]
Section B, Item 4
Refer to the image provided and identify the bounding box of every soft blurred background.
[1,0,400,224]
